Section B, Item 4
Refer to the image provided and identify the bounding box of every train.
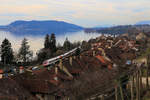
[43,46,81,66]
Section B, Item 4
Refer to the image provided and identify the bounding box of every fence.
[87,59,150,100]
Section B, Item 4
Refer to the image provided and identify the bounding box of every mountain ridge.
[0,20,84,36]
[84,24,150,34]
[136,20,150,25]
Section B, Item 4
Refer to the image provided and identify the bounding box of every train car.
[42,47,80,66]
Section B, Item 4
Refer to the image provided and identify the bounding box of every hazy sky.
[0,0,150,27]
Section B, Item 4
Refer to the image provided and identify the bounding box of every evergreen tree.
[63,38,72,51]
[50,33,57,52]
[18,38,33,63]
[44,34,50,49]
[37,33,56,62]
[1,38,14,64]
[81,41,91,51]
[37,49,47,63]
[75,48,80,56]
[72,41,81,48]
[37,48,52,63]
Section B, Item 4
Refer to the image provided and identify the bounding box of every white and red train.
[43,47,80,66]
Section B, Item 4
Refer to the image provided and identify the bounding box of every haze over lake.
[0,31,100,55]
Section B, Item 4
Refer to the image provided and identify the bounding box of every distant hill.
[84,24,150,34]
[93,24,112,29]
[0,20,83,36]
[136,21,150,25]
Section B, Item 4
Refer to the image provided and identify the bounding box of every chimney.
[55,67,58,75]
[69,57,73,66]
[54,67,58,81]
[73,56,76,59]
[93,51,96,56]
[59,59,63,70]
[110,40,113,47]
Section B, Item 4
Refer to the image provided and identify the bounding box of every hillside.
[84,24,150,34]
[0,20,83,36]
[136,20,150,25]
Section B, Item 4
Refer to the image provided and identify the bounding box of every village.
[0,31,149,100]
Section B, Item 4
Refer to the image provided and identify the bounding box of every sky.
[0,0,150,27]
